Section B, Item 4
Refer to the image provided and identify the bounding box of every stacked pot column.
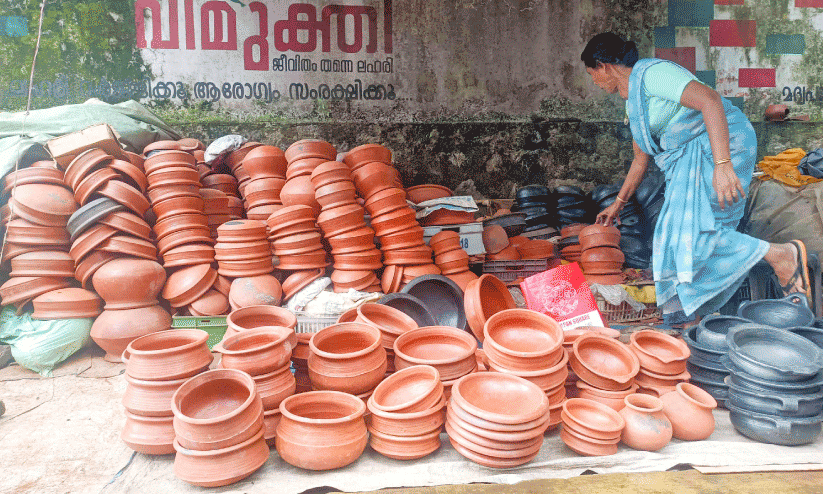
[578,223,625,285]
[430,230,478,291]
[223,141,264,205]
[237,145,287,221]
[267,205,327,303]
[343,144,437,293]
[568,333,641,412]
[627,329,691,397]
[214,220,274,282]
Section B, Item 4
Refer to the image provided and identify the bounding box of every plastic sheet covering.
[0,99,180,179]
[743,179,823,257]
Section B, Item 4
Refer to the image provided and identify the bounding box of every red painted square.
[796,0,823,7]
[715,0,744,4]
[655,47,696,73]
[738,68,776,88]
[710,20,757,47]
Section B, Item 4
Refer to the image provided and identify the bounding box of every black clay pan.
[737,294,814,329]
[720,354,823,394]
[725,376,823,418]
[401,274,467,331]
[377,292,437,328]
[726,402,822,446]
[726,325,823,382]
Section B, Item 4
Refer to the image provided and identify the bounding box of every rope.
[1,0,48,265]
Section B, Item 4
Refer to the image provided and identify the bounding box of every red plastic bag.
[520,263,605,330]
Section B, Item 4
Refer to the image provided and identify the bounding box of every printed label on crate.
[520,263,605,330]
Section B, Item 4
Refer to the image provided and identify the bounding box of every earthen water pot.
[308,322,387,394]
[284,139,337,163]
[92,258,166,310]
[355,303,419,349]
[482,309,564,372]
[344,143,392,170]
[122,329,213,381]
[121,411,176,455]
[280,175,321,215]
[214,326,294,376]
[161,263,218,308]
[463,274,517,342]
[570,334,640,391]
[364,187,407,217]
[618,393,672,451]
[629,330,690,376]
[659,382,717,441]
[561,398,625,441]
[369,364,443,413]
[225,305,298,340]
[276,390,368,471]
[393,326,477,381]
[241,145,287,179]
[579,223,621,250]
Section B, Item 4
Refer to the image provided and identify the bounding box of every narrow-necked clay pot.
[92,258,166,310]
[308,322,387,395]
[659,382,717,441]
[618,393,672,451]
[215,326,294,376]
[91,306,172,362]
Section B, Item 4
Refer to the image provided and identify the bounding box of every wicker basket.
[594,293,660,324]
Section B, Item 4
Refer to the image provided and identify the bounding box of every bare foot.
[764,242,806,295]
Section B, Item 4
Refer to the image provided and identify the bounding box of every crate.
[295,312,339,334]
[482,258,559,286]
[423,222,485,255]
[594,293,660,324]
[171,316,227,349]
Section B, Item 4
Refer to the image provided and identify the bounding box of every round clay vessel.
[393,326,477,381]
[123,373,190,417]
[482,309,564,371]
[463,275,517,342]
[571,334,640,390]
[92,258,167,310]
[284,139,337,163]
[659,382,717,441]
[225,305,298,342]
[370,364,443,413]
[172,426,269,488]
[364,187,408,217]
[161,263,218,308]
[561,398,626,440]
[578,224,621,250]
[214,326,294,376]
[276,390,368,470]
[355,303,419,349]
[280,175,321,215]
[253,364,297,410]
[405,184,452,204]
[228,275,283,308]
[11,183,78,226]
[123,329,213,381]
[188,289,229,316]
[242,145,287,179]
[486,347,569,392]
[368,426,441,461]
[451,371,549,425]
[367,394,446,437]
[121,411,176,455]
[344,143,392,170]
[629,330,690,376]
[90,306,172,363]
[281,269,325,301]
[308,322,388,395]
[618,393,672,451]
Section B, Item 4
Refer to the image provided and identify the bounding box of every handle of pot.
[121,348,130,365]
[778,394,801,412]
[784,293,809,309]
[773,417,794,436]
[737,299,753,315]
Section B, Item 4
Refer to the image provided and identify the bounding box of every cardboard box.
[520,262,605,330]
[46,123,126,169]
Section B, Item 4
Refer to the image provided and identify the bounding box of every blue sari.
[627,58,769,317]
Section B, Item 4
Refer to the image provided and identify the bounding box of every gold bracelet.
[715,158,732,165]
[615,195,628,204]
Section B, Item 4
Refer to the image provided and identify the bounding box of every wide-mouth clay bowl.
[344,143,392,170]
[369,364,443,413]
[561,397,626,439]
[571,334,640,390]
[486,347,569,392]
[214,326,294,376]
[123,329,213,381]
[563,326,620,347]
[726,325,823,382]
[367,394,446,437]
[629,330,690,375]
[483,309,564,370]
[393,326,477,381]
[225,305,298,340]
[308,323,387,394]
[172,428,269,488]
[451,371,550,425]
[368,425,442,461]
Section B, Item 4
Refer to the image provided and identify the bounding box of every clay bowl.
[561,398,625,441]
[276,251,329,271]
[452,371,550,425]
[224,305,298,342]
[368,426,441,461]
[171,369,264,451]
[329,269,377,292]
[242,145,287,179]
[315,181,358,209]
[310,161,352,188]
[308,322,387,394]
[123,374,190,417]
[2,166,64,197]
[121,411,176,455]
[74,251,120,289]
[156,228,214,257]
[356,303,419,348]
[393,326,477,381]
[284,139,337,163]
[463,274,517,342]
[344,143,392,170]
[445,411,546,460]
[286,157,327,180]
[110,159,148,192]
[215,326,294,376]
[517,239,555,260]
[370,364,443,413]
[69,224,118,263]
[214,240,272,261]
[279,175,321,215]
[276,390,368,471]
[247,203,284,221]
[486,347,570,393]
[92,258,167,310]
[243,177,285,203]
[31,287,103,320]
[333,249,383,271]
[563,326,621,349]
[634,368,689,392]
[151,194,205,221]
[485,244,521,261]
[146,184,200,205]
[228,275,282,308]
[98,235,157,261]
[384,246,435,266]
[379,226,425,251]
[216,219,267,242]
[73,167,119,205]
[364,187,408,216]
[571,334,640,390]
[4,219,71,246]
[154,213,209,239]
[370,208,418,237]
[368,393,446,437]
[580,246,625,265]
[317,204,369,237]
[482,309,564,372]
[445,396,550,443]
[282,269,325,301]
[629,330,690,375]
[271,232,323,254]
[146,166,200,187]
[123,329,213,381]
[9,250,75,277]
[93,307,167,363]
[405,184,452,204]
[434,248,469,266]
[64,148,113,189]
[352,161,397,199]
[575,381,640,411]
[560,223,588,238]
[400,275,467,330]
[579,224,621,250]
[447,432,542,468]
[161,263,218,308]
[93,180,151,217]
[225,142,264,170]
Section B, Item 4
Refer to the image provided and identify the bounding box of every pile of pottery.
[267,205,327,300]
[578,223,624,285]
[228,274,283,310]
[560,397,625,456]
[557,223,585,263]
[464,274,517,342]
[555,186,595,228]
[222,141,264,201]
[446,372,550,468]
[215,326,296,445]
[513,185,555,233]
[722,325,823,445]
[430,230,477,290]
[366,365,447,460]
[628,329,691,397]
[277,390,368,470]
[569,333,640,410]
[563,326,622,403]
[214,219,273,279]
[171,369,269,486]
[393,325,477,398]
[280,139,332,216]
[200,188,233,238]
[236,145,286,221]
[120,329,213,457]
[90,258,171,362]
[355,302,419,374]
[312,159,382,293]
[0,162,79,311]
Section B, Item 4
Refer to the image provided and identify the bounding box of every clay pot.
[368,426,441,461]
[629,330,690,376]
[93,180,151,217]
[486,348,569,393]
[123,329,213,381]
[314,180,357,209]
[11,184,78,226]
[280,175,321,215]
[225,305,298,340]
[65,149,113,190]
[369,365,443,413]
[333,249,383,271]
[92,258,166,310]
[352,161,397,199]
[9,250,75,277]
[253,364,297,410]
[344,143,392,170]
[225,142,264,170]
[281,269,325,301]
[364,188,408,217]
[482,309,564,372]
[659,382,717,441]
[618,394,672,451]
[263,408,281,446]
[74,167,119,205]
[100,211,153,241]
[447,392,549,435]
[421,209,475,227]
[31,287,102,319]
[90,306,172,362]
[242,145,287,179]
[393,326,477,381]
[161,264,218,308]
[463,274,516,342]
[286,157,327,180]
[188,289,229,316]
[451,371,550,425]
[276,390,368,471]
[308,323,388,394]
[576,381,639,411]
[482,225,510,255]
[310,161,352,188]
[173,428,269,487]
[368,394,446,437]
[355,303,419,349]
[284,139,337,163]
[559,422,619,457]
[370,208,418,237]
[0,276,73,307]
[580,246,624,265]
[171,369,264,451]
[110,159,148,192]
[123,374,190,417]
[317,204,368,237]
[570,334,640,390]
[161,243,216,269]
[215,326,294,376]
[405,184,452,204]
[485,244,521,261]
[228,275,283,308]
[579,224,621,250]
[74,251,119,289]
[561,398,625,440]
[121,411,176,455]
[329,269,377,293]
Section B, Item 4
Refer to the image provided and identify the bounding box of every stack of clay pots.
[430,230,477,291]
[161,262,219,313]
[311,159,381,293]
[366,365,447,460]
[280,139,333,216]
[393,326,478,399]
[355,302,419,374]
[482,309,567,429]
[557,223,585,263]
[628,329,691,397]
[228,274,283,310]
[560,397,625,456]
[516,239,556,260]
[120,328,213,457]
[201,172,239,200]
[238,145,287,221]
[578,223,625,285]
[172,368,269,487]
[562,326,624,405]
[90,258,171,362]
[267,205,328,301]
[569,333,640,410]
[223,141,264,199]
[0,162,78,311]
[199,189,232,239]
[215,326,296,445]
[214,219,273,279]
[446,372,550,468]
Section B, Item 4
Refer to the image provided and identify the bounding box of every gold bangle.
[715,158,732,165]
[615,195,628,204]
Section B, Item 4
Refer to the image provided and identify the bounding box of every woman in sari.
[582,32,811,324]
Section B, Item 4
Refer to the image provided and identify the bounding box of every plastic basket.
[171,316,227,349]
[482,258,556,286]
[295,312,339,334]
[594,294,660,324]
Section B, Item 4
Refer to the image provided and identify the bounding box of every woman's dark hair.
[581,32,639,68]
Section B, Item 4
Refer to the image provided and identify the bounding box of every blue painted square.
[696,70,716,89]
[0,16,29,37]
[655,26,676,48]
[765,34,805,54]
[726,96,745,112]
[669,0,714,28]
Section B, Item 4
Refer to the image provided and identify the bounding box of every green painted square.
[696,70,716,88]
[726,96,745,112]
[765,34,805,54]
[655,26,676,48]
[669,0,714,27]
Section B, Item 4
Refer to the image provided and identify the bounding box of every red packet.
[520,263,605,330]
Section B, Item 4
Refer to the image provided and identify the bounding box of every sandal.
[780,240,812,304]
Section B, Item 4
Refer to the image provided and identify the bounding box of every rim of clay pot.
[171,368,257,424]
[451,371,549,425]
[629,329,691,365]
[573,333,640,385]
[369,364,442,412]
[124,328,208,360]
[356,303,419,337]
[562,397,626,435]
[279,389,366,424]
[623,393,664,413]
[214,326,292,355]
[483,309,564,358]
[672,382,718,410]
[576,381,639,398]
[309,322,382,360]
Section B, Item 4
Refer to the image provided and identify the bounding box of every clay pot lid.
[369,364,441,412]
[69,224,118,262]
[31,287,102,319]
[162,263,219,308]
[216,219,268,240]
[64,149,113,189]
[562,397,626,434]
[74,250,119,289]
[188,289,229,316]
[484,309,564,358]
[11,184,78,225]
[405,184,452,204]
[452,371,549,424]
[464,274,517,342]
[2,167,65,197]
[344,143,392,169]
[0,276,75,305]
[5,219,71,245]
[573,333,640,385]
[93,180,151,217]
[162,243,216,268]
[229,274,283,307]
[284,139,337,163]
[98,235,158,260]
[629,329,690,364]
[356,303,419,337]
[99,211,153,241]
[9,250,75,277]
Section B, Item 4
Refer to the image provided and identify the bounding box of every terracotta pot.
[314,180,358,209]
[367,394,446,437]
[9,250,75,278]
[243,177,285,202]
[451,371,549,425]
[482,309,564,372]
[152,195,205,220]
[351,161,397,199]
[121,411,176,455]
[31,287,102,320]
[65,149,113,189]
[281,269,325,301]
[227,275,282,309]
[317,203,368,237]
[161,243,216,269]
[123,329,213,381]
[286,157,327,180]
[332,249,383,271]
[2,166,64,197]
[110,159,148,193]
[355,303,419,349]
[559,422,619,457]
[405,184,452,204]
[215,326,293,376]
[369,364,443,413]
[570,334,640,390]
[263,408,281,446]
[464,274,517,342]
[343,143,392,170]
[308,322,387,394]
[253,364,297,410]
[486,348,569,392]
[173,428,269,487]
[225,142,264,170]
[73,167,118,205]
[420,209,475,227]
[276,390,367,470]
[187,289,229,316]
[618,394,672,451]
[241,145,287,179]
[445,411,545,456]
[93,180,151,217]
[310,161,352,189]
[100,211,153,241]
[578,224,621,250]
[280,175,321,215]
[92,258,166,310]
[74,250,119,289]
[123,374,190,417]
[225,305,298,340]
[378,225,426,251]
[368,426,441,461]
[267,204,317,228]
[370,208,418,237]
[482,225,510,255]
[171,369,264,451]
[575,381,639,411]
[329,269,377,293]
[284,139,337,163]
[11,184,78,226]
[485,244,521,261]
[393,326,477,381]
[4,219,71,246]
[364,187,407,217]
[447,392,549,435]
[90,306,172,363]
[629,330,690,376]
[561,398,625,440]
[659,382,717,441]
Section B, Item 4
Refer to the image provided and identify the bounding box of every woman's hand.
[713,161,746,210]
[596,202,623,226]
